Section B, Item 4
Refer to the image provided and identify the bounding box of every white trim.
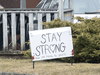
[0,11,58,13]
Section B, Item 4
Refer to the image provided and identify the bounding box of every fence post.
[3,13,8,51]
[11,13,16,51]
[20,13,25,51]
[46,13,51,22]
[29,13,34,31]
[54,13,58,19]
[38,12,42,30]
[59,0,64,20]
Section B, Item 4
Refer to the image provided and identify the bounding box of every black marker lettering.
[35,46,41,56]
[50,44,55,53]
[57,32,62,41]
[60,42,66,52]
[52,33,57,42]
[40,45,45,55]
[45,44,51,54]
[41,34,46,44]
[46,33,51,42]
[55,44,60,52]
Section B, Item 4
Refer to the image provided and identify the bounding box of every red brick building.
[26,0,41,8]
[0,0,41,8]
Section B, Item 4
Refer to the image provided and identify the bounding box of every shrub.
[21,41,31,59]
[43,17,100,63]
[21,49,31,59]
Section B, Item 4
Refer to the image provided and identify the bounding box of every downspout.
[20,0,26,9]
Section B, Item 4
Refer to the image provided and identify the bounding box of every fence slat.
[46,13,51,22]
[54,13,58,19]
[3,14,8,51]
[20,13,25,51]
[11,13,16,50]
[38,12,42,30]
[2,11,58,51]
[29,13,34,31]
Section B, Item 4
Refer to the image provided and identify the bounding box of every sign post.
[29,27,74,68]
[71,57,73,65]
[33,61,34,69]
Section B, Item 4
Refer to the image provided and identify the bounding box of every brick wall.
[0,0,20,8]
[26,0,41,8]
[0,0,41,8]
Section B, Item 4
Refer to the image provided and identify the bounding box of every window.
[74,0,100,13]
[64,0,69,9]
[36,0,100,14]
[36,0,46,8]
[43,0,52,8]
[49,0,58,9]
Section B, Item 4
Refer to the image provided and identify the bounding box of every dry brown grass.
[0,58,100,75]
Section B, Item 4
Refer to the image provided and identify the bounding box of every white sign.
[29,27,74,61]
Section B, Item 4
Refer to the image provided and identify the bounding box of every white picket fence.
[0,10,58,51]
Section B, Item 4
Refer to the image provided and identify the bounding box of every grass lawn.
[0,58,100,75]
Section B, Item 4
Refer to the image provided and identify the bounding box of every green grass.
[0,58,100,75]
